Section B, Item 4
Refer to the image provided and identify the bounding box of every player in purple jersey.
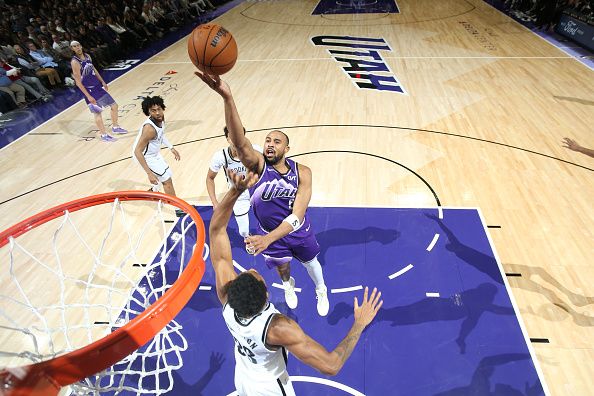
[210,169,383,394]
[70,41,127,143]
[196,72,330,316]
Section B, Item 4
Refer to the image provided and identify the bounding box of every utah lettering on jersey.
[260,181,298,201]
[311,35,406,93]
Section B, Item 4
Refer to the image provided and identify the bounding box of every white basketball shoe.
[316,285,329,316]
[284,277,298,309]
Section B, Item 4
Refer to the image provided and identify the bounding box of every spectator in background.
[123,8,154,39]
[75,25,112,69]
[105,15,143,50]
[0,55,53,103]
[562,137,594,158]
[95,18,126,55]
[0,66,26,108]
[39,25,52,39]
[14,43,62,88]
[51,33,73,59]
[26,41,72,83]
[54,19,66,33]
[0,89,18,114]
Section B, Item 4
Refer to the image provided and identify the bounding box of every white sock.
[302,257,325,289]
[235,214,250,238]
[282,278,293,289]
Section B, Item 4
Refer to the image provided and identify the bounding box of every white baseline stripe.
[198,285,212,291]
[426,292,440,298]
[331,285,363,294]
[388,264,414,279]
[272,283,302,293]
[426,233,440,251]
[438,206,443,219]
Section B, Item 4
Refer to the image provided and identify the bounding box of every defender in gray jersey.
[206,126,263,238]
[197,72,330,316]
[210,169,383,396]
[133,96,182,214]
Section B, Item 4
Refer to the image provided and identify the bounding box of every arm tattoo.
[333,324,364,363]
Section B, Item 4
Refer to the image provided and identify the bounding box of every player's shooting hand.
[194,71,231,99]
[353,287,383,329]
[227,169,258,191]
[244,234,271,256]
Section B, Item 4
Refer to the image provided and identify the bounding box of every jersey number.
[236,343,257,364]
[288,199,294,209]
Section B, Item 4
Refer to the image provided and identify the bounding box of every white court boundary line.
[475,207,551,395]
[141,55,573,66]
[226,375,365,396]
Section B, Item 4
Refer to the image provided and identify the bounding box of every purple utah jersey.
[250,158,320,266]
[72,53,115,109]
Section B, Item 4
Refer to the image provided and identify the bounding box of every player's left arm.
[209,170,259,304]
[245,164,312,255]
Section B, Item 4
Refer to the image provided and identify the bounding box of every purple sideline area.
[112,207,544,395]
[0,0,245,149]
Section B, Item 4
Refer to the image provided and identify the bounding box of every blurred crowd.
[502,0,593,30]
[0,0,221,115]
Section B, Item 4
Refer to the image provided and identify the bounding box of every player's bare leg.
[162,179,185,217]
[94,112,115,142]
[277,263,298,309]
[109,103,127,134]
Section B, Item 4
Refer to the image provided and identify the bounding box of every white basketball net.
[0,198,202,395]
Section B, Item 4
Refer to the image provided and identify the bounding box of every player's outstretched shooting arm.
[209,170,260,304]
[195,72,263,173]
[266,287,383,376]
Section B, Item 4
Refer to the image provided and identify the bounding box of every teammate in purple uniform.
[70,41,127,142]
[197,72,330,316]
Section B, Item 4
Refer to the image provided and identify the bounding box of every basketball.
[188,24,238,75]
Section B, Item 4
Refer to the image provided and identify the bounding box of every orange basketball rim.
[0,191,206,396]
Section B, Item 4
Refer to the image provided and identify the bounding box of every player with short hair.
[133,96,182,214]
[206,126,262,238]
[197,72,330,316]
[70,41,127,142]
[210,169,383,395]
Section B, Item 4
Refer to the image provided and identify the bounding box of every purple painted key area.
[110,207,544,395]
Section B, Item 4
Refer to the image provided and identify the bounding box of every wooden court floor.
[0,0,592,394]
